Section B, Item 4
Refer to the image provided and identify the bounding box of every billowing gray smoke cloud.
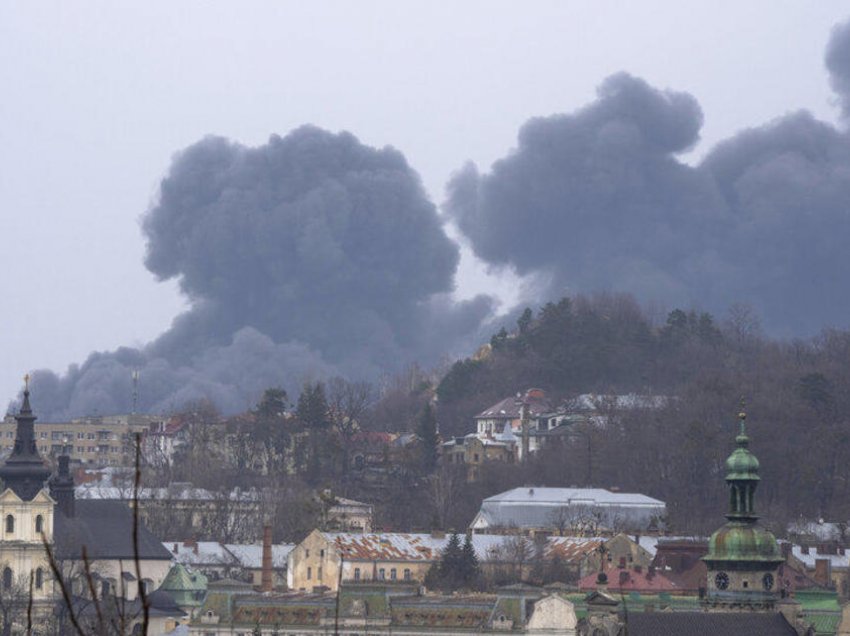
[827,18,850,120]
[29,126,492,420]
[446,20,850,335]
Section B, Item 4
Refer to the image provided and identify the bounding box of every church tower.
[0,380,55,606]
[0,381,51,500]
[703,410,784,610]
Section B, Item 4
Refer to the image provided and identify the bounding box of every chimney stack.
[261,524,273,592]
[49,455,76,517]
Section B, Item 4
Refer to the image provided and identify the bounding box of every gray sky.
[1,1,847,410]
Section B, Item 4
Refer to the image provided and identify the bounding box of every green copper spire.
[704,408,782,571]
[725,411,760,520]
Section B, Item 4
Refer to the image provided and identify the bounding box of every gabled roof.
[160,563,208,593]
[225,543,294,569]
[475,390,551,420]
[54,500,172,561]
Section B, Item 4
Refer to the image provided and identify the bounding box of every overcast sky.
[1,1,848,411]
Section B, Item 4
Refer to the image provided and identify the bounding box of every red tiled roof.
[579,565,679,593]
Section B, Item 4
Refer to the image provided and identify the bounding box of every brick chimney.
[261,524,273,592]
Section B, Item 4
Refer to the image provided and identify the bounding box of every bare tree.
[427,464,465,530]
[326,377,376,478]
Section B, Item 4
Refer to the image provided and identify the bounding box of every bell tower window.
[35,515,43,534]
[5,515,14,534]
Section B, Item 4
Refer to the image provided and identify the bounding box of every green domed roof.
[725,445,760,480]
[706,522,783,564]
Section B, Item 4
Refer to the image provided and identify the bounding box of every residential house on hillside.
[471,487,667,535]
[442,390,670,480]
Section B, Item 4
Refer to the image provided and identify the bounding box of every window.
[390,569,397,580]
[77,432,85,440]
[5,515,13,534]
[354,568,361,581]
[2,568,11,589]
[35,568,43,590]
[5,432,12,439]
[101,580,109,597]
[378,568,385,580]
[76,446,84,452]
[305,549,310,558]
[473,453,480,462]
[40,432,47,439]
[404,569,411,581]
[307,567,312,580]
[320,549,325,558]
[35,515,43,534]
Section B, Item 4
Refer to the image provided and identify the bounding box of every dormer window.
[5,515,14,534]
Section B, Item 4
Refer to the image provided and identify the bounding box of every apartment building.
[0,412,164,466]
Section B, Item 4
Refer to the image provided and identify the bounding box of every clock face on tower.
[762,573,774,590]
[715,572,730,590]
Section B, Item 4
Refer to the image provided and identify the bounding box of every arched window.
[35,515,43,534]
[35,568,43,590]
[3,567,12,589]
[5,515,13,534]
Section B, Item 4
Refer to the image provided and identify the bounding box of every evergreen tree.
[417,403,439,471]
[297,382,330,485]
[517,307,533,334]
[459,533,481,589]
[439,533,463,590]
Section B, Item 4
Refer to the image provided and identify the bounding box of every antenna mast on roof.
[131,369,140,414]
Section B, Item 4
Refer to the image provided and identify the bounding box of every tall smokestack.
[261,524,273,592]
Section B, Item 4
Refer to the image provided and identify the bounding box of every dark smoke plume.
[446,20,850,336]
[29,127,492,419]
[827,18,850,120]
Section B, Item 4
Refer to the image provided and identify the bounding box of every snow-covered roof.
[224,543,295,569]
[316,532,602,564]
[471,488,666,533]
[790,544,850,569]
[77,485,259,502]
[164,541,237,567]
